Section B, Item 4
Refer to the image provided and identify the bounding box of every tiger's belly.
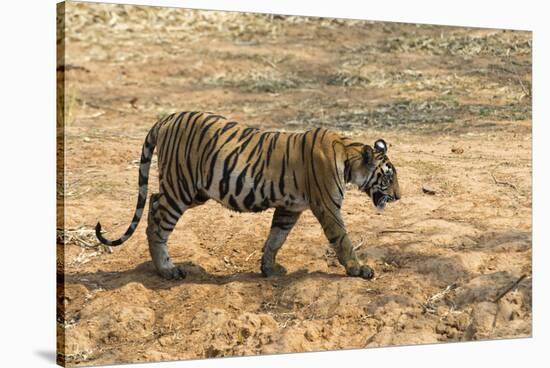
[203,179,309,213]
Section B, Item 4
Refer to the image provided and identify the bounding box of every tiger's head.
[346,139,401,210]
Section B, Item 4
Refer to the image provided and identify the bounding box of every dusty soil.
[57,3,532,366]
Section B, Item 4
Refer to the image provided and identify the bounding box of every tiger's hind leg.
[261,208,301,277]
[146,192,188,280]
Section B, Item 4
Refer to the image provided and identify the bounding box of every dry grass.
[58,226,111,252]
[422,283,459,313]
[61,177,91,198]
[59,226,112,267]
[354,32,531,57]
[61,349,96,365]
[327,71,371,87]
[202,70,301,93]
[61,2,531,135]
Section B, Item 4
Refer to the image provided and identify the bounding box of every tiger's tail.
[95,119,162,246]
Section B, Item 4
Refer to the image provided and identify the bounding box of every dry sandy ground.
[57,3,532,366]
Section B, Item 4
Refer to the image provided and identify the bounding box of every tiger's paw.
[261,263,287,277]
[346,265,374,280]
[157,265,187,280]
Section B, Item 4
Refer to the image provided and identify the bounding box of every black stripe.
[247,132,268,162]
[285,135,292,167]
[220,121,238,134]
[205,151,219,190]
[228,195,241,212]
[237,133,255,153]
[309,128,344,228]
[158,206,179,227]
[270,181,276,201]
[330,143,345,198]
[301,132,308,163]
[160,112,185,169]
[197,117,221,147]
[201,134,222,178]
[223,130,239,144]
[239,127,257,141]
[219,147,240,199]
[271,209,298,230]
[266,134,278,167]
[203,129,239,188]
[253,161,265,188]
[279,157,286,196]
[235,165,250,196]
[160,223,176,232]
[195,116,223,185]
[172,114,193,203]
[260,181,267,198]
[184,113,206,192]
[161,112,187,188]
[243,189,256,210]
[250,153,265,178]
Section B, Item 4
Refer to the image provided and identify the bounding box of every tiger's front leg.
[313,207,374,279]
[261,208,302,277]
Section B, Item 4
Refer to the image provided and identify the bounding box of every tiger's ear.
[374,139,387,154]
[362,145,374,163]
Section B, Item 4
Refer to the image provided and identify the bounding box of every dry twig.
[245,249,257,262]
[493,274,527,303]
[59,226,112,254]
[507,55,531,98]
[261,56,280,71]
[490,172,519,192]
[378,230,414,235]
[422,283,458,313]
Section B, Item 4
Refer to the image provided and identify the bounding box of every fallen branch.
[56,64,91,73]
[379,230,414,235]
[493,274,527,303]
[490,172,519,192]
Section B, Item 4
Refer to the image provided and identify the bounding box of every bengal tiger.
[96,112,400,280]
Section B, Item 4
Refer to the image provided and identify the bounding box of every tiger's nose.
[394,191,401,201]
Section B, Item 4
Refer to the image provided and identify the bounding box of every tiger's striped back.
[154,112,348,217]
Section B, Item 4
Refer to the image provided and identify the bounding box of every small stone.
[451,147,464,154]
[454,313,470,331]
[446,327,458,339]
[422,185,436,195]
[304,328,318,342]
[158,335,172,347]
[435,323,447,334]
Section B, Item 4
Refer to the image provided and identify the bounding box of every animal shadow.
[64,261,348,291]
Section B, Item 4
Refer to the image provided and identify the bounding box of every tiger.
[96,111,400,280]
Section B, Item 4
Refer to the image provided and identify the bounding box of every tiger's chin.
[375,201,387,211]
[372,192,390,211]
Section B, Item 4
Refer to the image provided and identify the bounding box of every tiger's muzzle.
[372,191,397,210]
